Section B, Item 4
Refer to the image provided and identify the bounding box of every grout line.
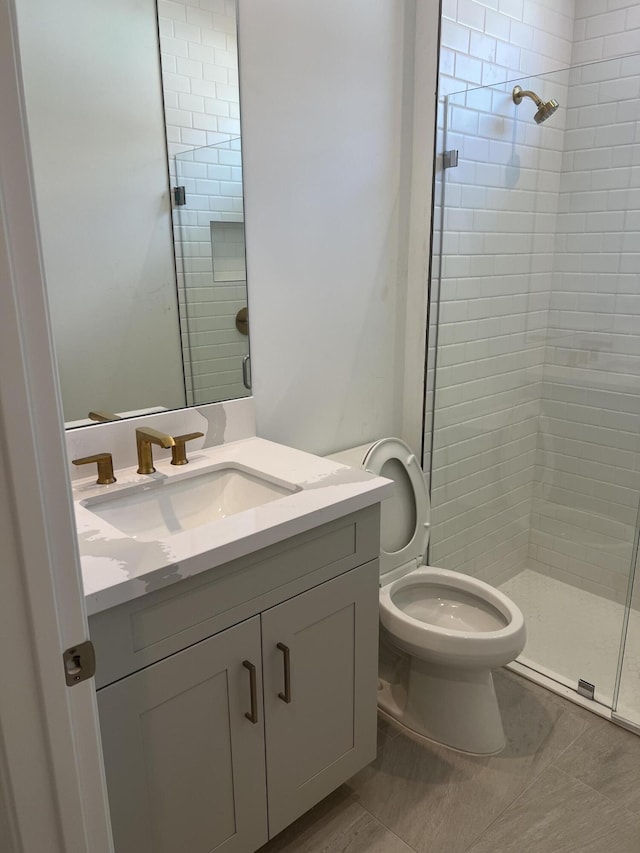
[459,762,551,853]
[551,764,640,821]
[547,719,593,766]
[459,674,613,851]
[352,798,420,853]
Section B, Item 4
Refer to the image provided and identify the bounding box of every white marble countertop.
[73,437,392,615]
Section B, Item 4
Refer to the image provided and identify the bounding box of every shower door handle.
[242,354,251,389]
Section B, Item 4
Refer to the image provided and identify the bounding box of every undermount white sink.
[81,465,300,540]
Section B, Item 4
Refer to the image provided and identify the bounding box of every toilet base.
[378,656,506,755]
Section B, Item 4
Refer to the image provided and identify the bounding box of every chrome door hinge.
[443,149,459,169]
[63,640,96,686]
[577,678,595,701]
[173,186,186,206]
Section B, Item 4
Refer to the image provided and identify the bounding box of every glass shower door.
[614,515,640,729]
[429,55,640,713]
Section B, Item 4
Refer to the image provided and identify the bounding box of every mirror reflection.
[174,138,249,407]
[16,0,248,427]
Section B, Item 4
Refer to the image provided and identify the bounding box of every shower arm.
[512,86,543,107]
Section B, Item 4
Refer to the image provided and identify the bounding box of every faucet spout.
[136,427,176,474]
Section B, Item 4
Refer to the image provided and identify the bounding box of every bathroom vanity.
[73,434,391,852]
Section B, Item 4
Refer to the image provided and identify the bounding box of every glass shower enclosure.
[427,54,640,731]
[173,138,250,407]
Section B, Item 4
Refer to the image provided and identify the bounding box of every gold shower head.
[512,85,559,124]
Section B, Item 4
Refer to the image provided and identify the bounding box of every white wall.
[239,0,436,456]
[17,0,436,449]
[15,0,186,422]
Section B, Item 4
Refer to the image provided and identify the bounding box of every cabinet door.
[261,562,379,837]
[97,616,268,853]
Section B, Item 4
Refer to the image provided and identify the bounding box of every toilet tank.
[327,442,378,470]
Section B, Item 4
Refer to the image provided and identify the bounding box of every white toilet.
[330,437,526,755]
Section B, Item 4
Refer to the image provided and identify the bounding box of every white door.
[0,2,113,849]
[98,617,268,853]
[261,563,379,838]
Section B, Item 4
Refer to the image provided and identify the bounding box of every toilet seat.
[361,438,430,580]
[379,566,526,669]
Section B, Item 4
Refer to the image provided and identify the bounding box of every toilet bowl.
[329,438,526,755]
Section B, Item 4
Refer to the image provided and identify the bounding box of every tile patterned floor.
[500,569,640,723]
[258,669,640,853]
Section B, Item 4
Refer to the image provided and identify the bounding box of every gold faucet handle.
[88,410,122,423]
[72,453,117,485]
[171,432,205,466]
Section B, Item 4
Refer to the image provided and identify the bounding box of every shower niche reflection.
[427,55,640,731]
[173,138,250,407]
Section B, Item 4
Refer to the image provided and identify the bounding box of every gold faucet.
[72,453,117,485]
[88,410,122,423]
[136,427,175,475]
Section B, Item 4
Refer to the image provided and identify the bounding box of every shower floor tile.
[499,569,640,723]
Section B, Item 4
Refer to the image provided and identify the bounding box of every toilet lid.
[362,438,431,579]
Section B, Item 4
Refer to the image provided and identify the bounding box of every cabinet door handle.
[276,643,291,704]
[242,660,259,724]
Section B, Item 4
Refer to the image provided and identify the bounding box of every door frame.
[0,1,113,849]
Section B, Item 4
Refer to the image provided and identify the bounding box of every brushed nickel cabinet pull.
[242,660,258,724]
[276,643,291,704]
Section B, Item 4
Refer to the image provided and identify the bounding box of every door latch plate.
[63,640,96,686]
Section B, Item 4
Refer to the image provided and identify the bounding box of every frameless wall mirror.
[14,0,249,427]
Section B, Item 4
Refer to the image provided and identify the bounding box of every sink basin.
[82,465,300,540]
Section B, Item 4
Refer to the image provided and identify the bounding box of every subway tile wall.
[158,0,248,404]
[159,0,240,152]
[428,0,640,601]
[427,0,575,587]
[531,5,640,601]
[173,139,248,405]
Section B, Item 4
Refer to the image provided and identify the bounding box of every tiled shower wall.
[427,0,575,586]
[429,0,640,601]
[530,4,640,602]
[173,140,248,404]
[158,0,240,151]
[158,0,248,404]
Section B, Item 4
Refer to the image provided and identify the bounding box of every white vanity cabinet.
[97,616,268,853]
[90,506,380,853]
[261,564,378,838]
